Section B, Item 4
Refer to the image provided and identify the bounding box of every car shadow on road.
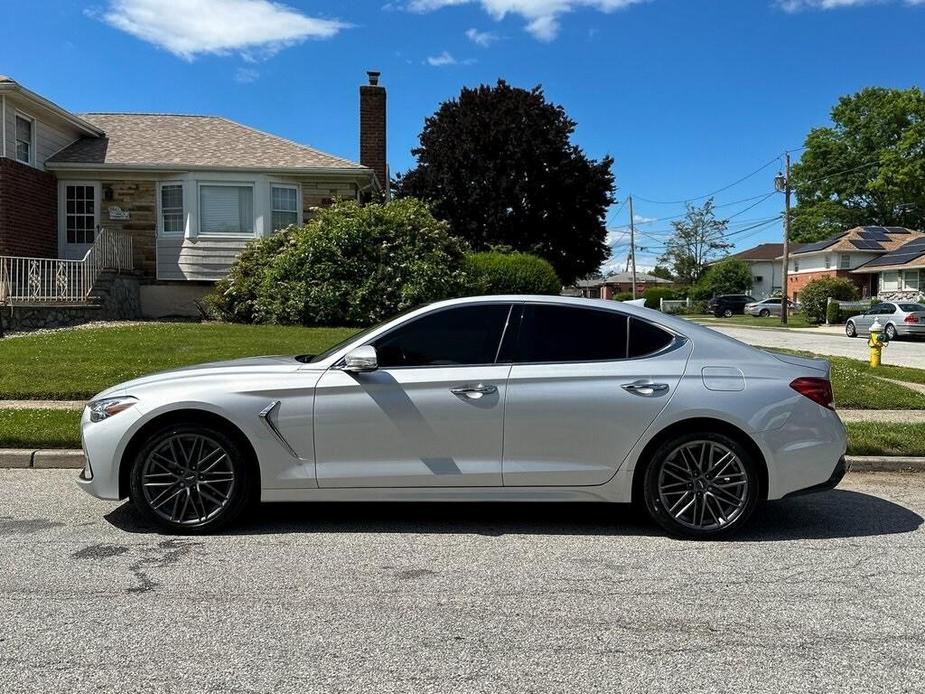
[104,489,922,541]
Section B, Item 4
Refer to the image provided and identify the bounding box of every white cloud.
[427,50,458,65]
[408,0,648,41]
[90,0,348,61]
[234,67,260,83]
[465,27,500,45]
[776,0,923,10]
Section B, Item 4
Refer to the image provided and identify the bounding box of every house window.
[903,271,920,292]
[881,271,900,292]
[64,184,96,244]
[840,253,851,269]
[160,184,184,234]
[793,259,799,272]
[199,184,254,235]
[824,255,831,269]
[271,185,299,231]
[15,115,33,165]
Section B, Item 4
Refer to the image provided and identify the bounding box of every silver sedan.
[744,298,797,317]
[77,296,847,539]
[846,302,925,340]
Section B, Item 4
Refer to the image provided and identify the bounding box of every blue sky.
[2,0,923,271]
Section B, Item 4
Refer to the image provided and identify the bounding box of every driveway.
[1,469,924,693]
[706,324,925,368]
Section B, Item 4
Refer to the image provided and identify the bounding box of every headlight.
[88,396,137,423]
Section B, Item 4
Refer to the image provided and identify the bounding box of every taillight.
[790,377,834,410]
[905,315,919,324]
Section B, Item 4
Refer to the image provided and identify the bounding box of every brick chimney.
[360,71,387,195]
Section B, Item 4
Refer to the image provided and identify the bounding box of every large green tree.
[790,87,925,242]
[394,80,615,284]
[657,199,731,286]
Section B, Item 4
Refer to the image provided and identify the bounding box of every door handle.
[621,380,669,397]
[450,383,497,399]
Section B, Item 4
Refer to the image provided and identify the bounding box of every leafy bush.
[798,277,860,323]
[642,287,682,310]
[691,259,752,300]
[613,291,634,301]
[464,251,561,295]
[205,198,471,327]
[826,300,841,325]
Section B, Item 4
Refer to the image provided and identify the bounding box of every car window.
[373,304,512,368]
[513,304,628,363]
[880,303,897,314]
[899,303,925,312]
[868,304,885,315]
[628,317,675,358]
[766,299,781,304]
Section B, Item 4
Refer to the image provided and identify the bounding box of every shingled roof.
[46,113,369,173]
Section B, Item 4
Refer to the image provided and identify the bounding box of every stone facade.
[0,158,57,258]
[879,289,924,302]
[99,180,157,278]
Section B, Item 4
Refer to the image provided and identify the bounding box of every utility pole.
[628,195,637,299]
[775,153,792,325]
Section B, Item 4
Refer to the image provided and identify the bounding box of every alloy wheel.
[140,433,236,526]
[657,440,749,531]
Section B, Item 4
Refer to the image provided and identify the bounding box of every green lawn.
[0,322,357,400]
[688,313,815,329]
[2,409,921,458]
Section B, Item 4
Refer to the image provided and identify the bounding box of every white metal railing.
[660,298,692,313]
[0,228,133,305]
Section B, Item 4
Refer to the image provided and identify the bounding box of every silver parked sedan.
[744,298,797,317]
[845,302,925,340]
[78,296,847,539]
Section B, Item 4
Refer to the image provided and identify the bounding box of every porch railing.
[0,228,133,305]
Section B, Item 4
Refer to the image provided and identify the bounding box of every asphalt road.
[708,324,925,369]
[2,470,925,693]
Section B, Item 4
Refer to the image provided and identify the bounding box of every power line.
[634,154,782,205]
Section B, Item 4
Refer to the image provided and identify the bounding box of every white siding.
[156,237,251,281]
[1,93,82,169]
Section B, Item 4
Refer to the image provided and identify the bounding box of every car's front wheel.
[642,432,759,539]
[759,308,770,318]
[845,321,857,338]
[723,308,733,318]
[129,424,254,533]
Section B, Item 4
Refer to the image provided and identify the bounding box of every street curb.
[1,450,924,473]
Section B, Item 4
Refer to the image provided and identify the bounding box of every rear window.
[513,304,628,363]
[899,303,925,312]
[628,318,675,358]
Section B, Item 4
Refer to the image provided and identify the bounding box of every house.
[574,272,673,299]
[851,234,925,301]
[0,72,385,318]
[721,243,802,300]
[781,226,925,301]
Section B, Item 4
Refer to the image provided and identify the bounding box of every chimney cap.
[366,70,381,86]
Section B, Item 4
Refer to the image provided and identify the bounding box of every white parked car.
[78,296,847,539]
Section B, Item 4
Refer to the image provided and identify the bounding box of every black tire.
[129,423,254,533]
[845,321,857,338]
[759,309,770,318]
[642,431,760,539]
[723,308,733,318]
[885,323,897,341]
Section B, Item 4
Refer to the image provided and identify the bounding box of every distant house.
[851,233,925,301]
[0,72,386,317]
[782,226,924,301]
[573,272,673,299]
[722,243,800,300]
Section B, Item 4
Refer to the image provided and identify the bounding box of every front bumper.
[782,456,847,498]
[76,402,146,500]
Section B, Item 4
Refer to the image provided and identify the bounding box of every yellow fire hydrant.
[868,318,889,367]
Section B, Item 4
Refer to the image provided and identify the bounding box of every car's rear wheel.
[759,308,770,318]
[642,432,759,539]
[723,308,733,318]
[845,321,857,338]
[129,424,253,533]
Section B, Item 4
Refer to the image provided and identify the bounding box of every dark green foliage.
[464,251,561,295]
[613,291,634,301]
[206,198,471,327]
[394,80,615,284]
[798,277,860,323]
[691,259,753,299]
[826,300,841,325]
[642,287,682,310]
[791,87,925,242]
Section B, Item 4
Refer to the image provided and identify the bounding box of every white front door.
[58,182,100,259]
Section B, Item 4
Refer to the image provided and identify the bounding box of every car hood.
[92,355,305,400]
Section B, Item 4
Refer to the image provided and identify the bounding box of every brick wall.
[0,158,57,257]
[359,74,387,192]
[100,180,157,278]
[787,269,870,300]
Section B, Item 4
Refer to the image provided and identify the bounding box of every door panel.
[314,366,510,487]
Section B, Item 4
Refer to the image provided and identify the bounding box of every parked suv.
[707,294,757,318]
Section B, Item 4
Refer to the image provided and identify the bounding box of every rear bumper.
[782,456,847,498]
[895,324,925,337]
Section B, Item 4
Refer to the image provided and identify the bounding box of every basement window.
[15,114,33,165]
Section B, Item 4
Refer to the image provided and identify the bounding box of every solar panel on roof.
[858,230,889,241]
[796,238,839,253]
[850,239,885,250]
[865,254,923,267]
[885,227,911,234]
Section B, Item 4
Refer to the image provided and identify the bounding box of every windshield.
[306,305,423,363]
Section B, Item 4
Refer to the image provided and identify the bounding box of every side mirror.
[342,345,378,373]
